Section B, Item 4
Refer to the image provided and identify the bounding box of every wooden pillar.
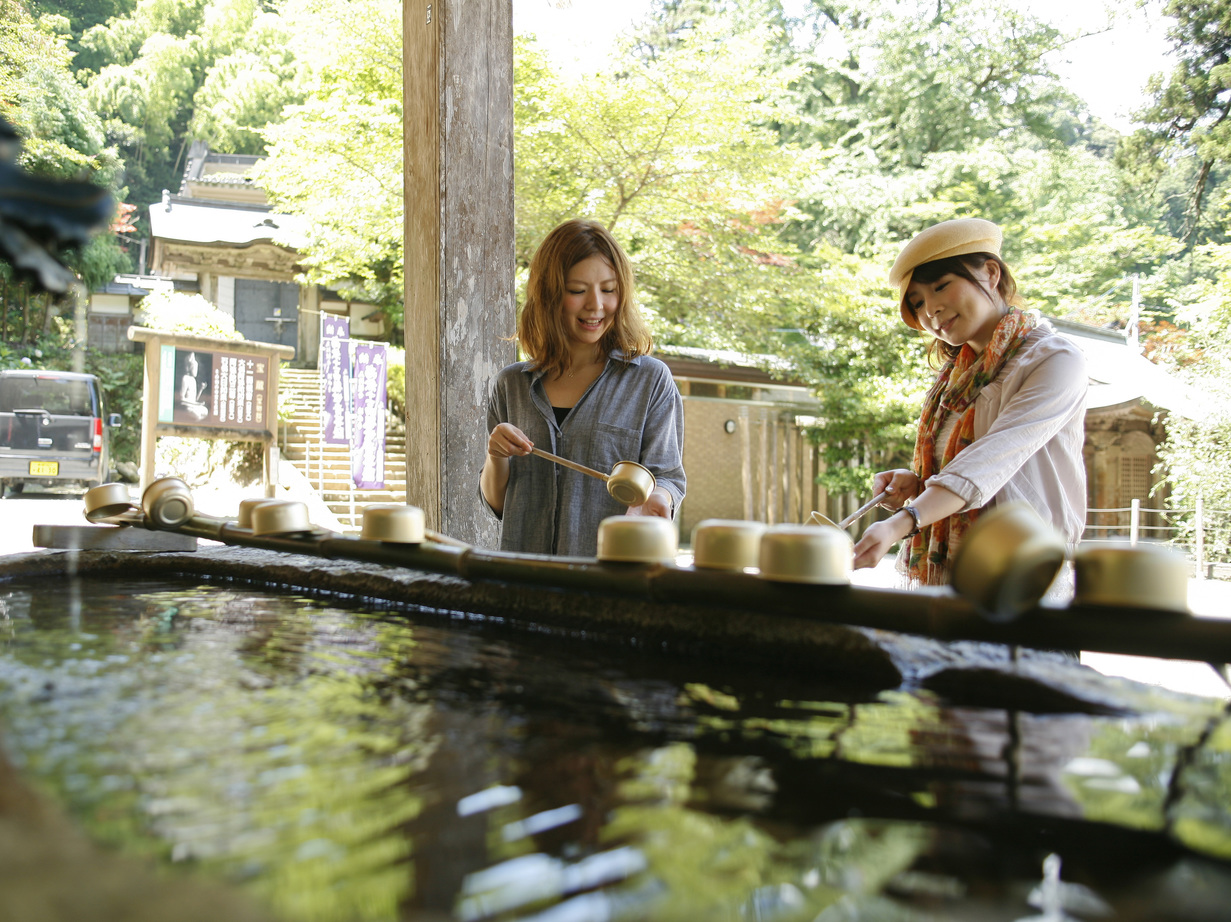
[404,0,516,545]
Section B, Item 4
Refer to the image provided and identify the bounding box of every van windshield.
[0,377,96,416]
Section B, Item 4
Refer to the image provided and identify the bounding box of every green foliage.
[1123,0,1231,243]
[1156,243,1231,562]
[515,17,807,347]
[253,0,402,321]
[783,244,930,493]
[84,349,144,464]
[385,344,404,432]
[77,0,302,228]
[138,290,244,339]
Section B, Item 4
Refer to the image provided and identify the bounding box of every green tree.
[1128,0,1231,244]
[253,0,402,322]
[78,0,303,227]
[1156,243,1231,562]
[0,0,129,314]
[516,16,806,348]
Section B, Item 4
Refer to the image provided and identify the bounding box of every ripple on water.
[0,576,1229,921]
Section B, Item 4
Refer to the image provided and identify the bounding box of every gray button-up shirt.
[482,352,686,557]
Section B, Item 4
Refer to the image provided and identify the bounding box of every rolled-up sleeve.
[636,362,686,511]
[479,376,508,520]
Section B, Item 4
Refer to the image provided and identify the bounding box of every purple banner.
[351,342,386,490]
[319,315,350,445]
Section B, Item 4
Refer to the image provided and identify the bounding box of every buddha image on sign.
[176,350,211,422]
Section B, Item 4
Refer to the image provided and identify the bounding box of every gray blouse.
[482,352,686,557]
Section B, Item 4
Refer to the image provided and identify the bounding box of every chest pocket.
[592,421,641,464]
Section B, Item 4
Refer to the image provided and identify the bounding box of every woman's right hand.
[487,423,534,460]
[872,469,920,511]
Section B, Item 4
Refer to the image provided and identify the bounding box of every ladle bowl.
[250,500,314,536]
[1073,542,1189,614]
[597,515,678,563]
[237,498,279,529]
[530,447,656,507]
[142,477,195,529]
[691,519,765,571]
[362,504,426,544]
[606,461,655,507]
[950,502,1066,621]
[758,524,853,585]
[84,482,136,523]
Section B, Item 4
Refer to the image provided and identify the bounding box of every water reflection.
[0,577,1229,921]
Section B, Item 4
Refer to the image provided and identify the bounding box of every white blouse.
[927,322,1089,545]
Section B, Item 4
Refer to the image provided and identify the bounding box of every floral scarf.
[905,308,1038,585]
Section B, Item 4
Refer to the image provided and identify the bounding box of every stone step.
[277,365,413,532]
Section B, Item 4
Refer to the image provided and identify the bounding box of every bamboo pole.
[120,511,1231,665]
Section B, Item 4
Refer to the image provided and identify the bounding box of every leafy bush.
[83,351,144,466]
[386,345,405,432]
[138,291,243,339]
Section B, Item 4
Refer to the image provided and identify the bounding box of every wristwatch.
[900,504,922,537]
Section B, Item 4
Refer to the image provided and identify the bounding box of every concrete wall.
[678,397,823,542]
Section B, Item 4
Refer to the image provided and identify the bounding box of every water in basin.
[0,576,1229,921]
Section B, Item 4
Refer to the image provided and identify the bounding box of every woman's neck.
[566,344,604,372]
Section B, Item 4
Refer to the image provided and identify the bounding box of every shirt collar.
[524,349,641,384]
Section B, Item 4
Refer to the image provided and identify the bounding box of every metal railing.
[1084,498,1231,578]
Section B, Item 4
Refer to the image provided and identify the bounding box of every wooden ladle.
[530,447,656,506]
[809,491,892,530]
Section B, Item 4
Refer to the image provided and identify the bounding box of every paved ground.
[7,487,1230,700]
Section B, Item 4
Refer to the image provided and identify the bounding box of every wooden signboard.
[128,327,296,495]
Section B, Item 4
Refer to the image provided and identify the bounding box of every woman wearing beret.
[852,217,1087,586]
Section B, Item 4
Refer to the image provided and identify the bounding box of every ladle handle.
[425,528,469,548]
[838,491,892,530]
[529,447,609,483]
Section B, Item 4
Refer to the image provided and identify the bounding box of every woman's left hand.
[625,488,673,519]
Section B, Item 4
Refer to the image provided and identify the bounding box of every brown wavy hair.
[901,253,1021,365]
[517,219,653,378]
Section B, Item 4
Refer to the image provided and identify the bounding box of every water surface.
[1,577,1229,921]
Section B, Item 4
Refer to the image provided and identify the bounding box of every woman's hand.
[625,488,673,519]
[872,469,920,512]
[481,423,533,516]
[487,423,533,459]
[851,484,965,570]
[853,512,915,569]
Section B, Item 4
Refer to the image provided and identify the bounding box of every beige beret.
[889,218,1003,329]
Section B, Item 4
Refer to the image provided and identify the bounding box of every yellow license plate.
[28,461,59,476]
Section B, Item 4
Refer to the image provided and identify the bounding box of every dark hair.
[517,219,652,378]
[902,253,1019,364]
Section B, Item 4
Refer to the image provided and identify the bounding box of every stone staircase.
[277,366,408,532]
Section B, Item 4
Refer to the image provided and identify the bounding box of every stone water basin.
[0,547,1229,921]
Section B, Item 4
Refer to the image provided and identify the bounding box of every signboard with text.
[157,344,269,431]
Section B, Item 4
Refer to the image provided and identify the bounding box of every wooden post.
[1196,494,1205,580]
[139,332,161,493]
[403,0,515,545]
